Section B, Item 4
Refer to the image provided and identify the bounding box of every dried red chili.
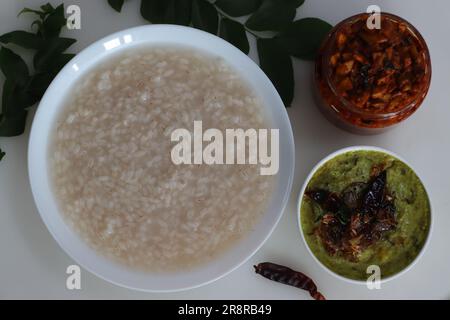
[315,12,431,133]
[254,262,326,300]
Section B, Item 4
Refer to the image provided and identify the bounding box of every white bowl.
[297,146,433,285]
[28,25,295,292]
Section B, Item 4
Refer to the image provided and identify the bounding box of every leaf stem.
[213,5,263,39]
[244,25,262,39]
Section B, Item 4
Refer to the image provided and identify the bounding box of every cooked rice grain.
[50,46,275,272]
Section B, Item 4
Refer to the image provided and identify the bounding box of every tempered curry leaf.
[246,0,296,31]
[219,18,249,54]
[140,0,192,25]
[257,38,294,106]
[215,0,262,17]
[108,0,127,12]
[191,0,219,34]
[0,47,29,87]
[275,18,332,60]
[0,147,5,161]
[0,31,44,50]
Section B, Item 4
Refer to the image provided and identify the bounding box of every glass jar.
[314,12,432,134]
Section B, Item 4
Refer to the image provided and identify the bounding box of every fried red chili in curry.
[305,170,397,261]
[328,14,429,113]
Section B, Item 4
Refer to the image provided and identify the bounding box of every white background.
[1,0,449,299]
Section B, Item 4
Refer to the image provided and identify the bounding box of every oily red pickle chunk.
[329,15,428,113]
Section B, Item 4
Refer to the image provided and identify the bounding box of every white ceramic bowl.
[297,146,432,285]
[28,25,295,292]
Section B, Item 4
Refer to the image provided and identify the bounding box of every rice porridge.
[50,46,275,272]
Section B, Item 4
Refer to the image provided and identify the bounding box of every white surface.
[0,0,449,299]
[28,24,294,292]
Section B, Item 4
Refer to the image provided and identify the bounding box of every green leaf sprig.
[108,0,332,107]
[0,3,76,137]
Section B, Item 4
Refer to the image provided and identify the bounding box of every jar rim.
[321,12,432,120]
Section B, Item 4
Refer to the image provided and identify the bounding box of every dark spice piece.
[361,170,387,214]
[254,262,326,300]
[305,189,344,213]
[305,169,397,260]
[306,189,351,225]
[342,182,367,209]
